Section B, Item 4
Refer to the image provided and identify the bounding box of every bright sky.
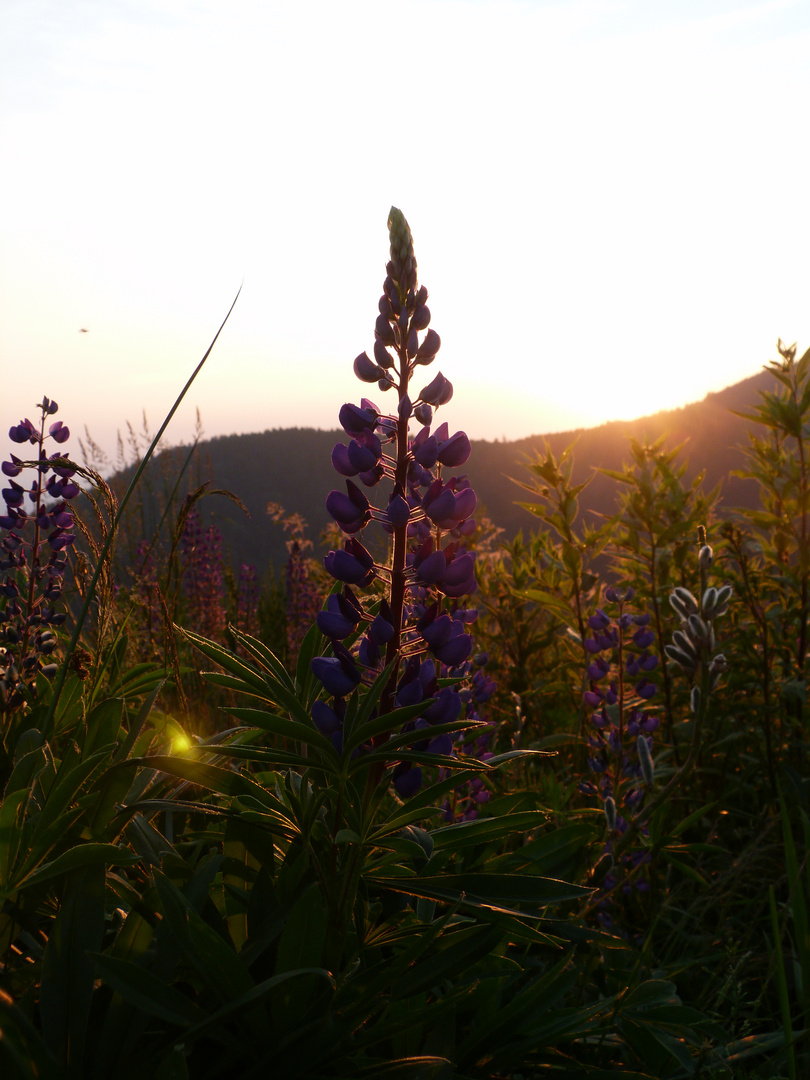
[1,0,808,454]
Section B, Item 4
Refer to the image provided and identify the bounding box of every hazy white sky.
[1,0,808,453]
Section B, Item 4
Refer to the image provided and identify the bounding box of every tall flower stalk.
[1,397,79,720]
[311,208,479,797]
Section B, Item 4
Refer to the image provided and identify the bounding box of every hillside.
[132,368,778,574]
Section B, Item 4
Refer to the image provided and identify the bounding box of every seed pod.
[604,795,617,831]
[698,544,714,569]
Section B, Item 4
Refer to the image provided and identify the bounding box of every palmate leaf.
[123,753,276,803]
[343,694,441,755]
[355,750,488,776]
[227,624,297,691]
[15,843,141,890]
[179,626,316,723]
[518,586,582,627]
[11,748,119,888]
[222,706,336,755]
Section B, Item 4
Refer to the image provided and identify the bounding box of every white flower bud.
[670,587,699,617]
[709,652,729,690]
[701,586,718,614]
[637,735,655,786]
[687,614,711,645]
[672,630,697,657]
[665,644,698,671]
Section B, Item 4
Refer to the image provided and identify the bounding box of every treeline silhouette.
[123,368,775,574]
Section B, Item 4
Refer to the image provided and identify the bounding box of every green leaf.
[227,625,297,691]
[16,843,141,890]
[430,810,549,852]
[40,864,105,1077]
[351,1058,452,1079]
[222,706,336,754]
[487,821,598,875]
[660,852,709,886]
[91,952,207,1028]
[153,873,255,1011]
[272,882,328,1034]
[0,790,28,891]
[83,697,124,757]
[369,872,590,912]
[392,924,503,999]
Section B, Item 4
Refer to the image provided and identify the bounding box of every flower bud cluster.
[439,655,498,822]
[312,209,483,796]
[665,569,732,690]
[579,587,658,927]
[1,397,79,710]
[180,508,226,642]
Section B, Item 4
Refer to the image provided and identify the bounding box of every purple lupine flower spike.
[311,209,487,796]
[1,398,79,709]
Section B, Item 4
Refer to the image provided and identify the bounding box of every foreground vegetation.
[1,212,808,1078]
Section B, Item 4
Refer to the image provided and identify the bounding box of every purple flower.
[385,493,410,529]
[311,643,362,697]
[8,420,36,444]
[312,699,342,735]
[436,429,471,468]
[353,351,382,383]
[347,430,382,474]
[418,371,453,407]
[326,481,371,534]
[393,763,423,798]
[324,537,375,586]
[414,329,441,364]
[331,443,358,477]
[48,421,70,444]
[339,402,377,436]
[316,590,364,639]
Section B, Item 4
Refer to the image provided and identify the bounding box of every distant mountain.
[135,369,779,574]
